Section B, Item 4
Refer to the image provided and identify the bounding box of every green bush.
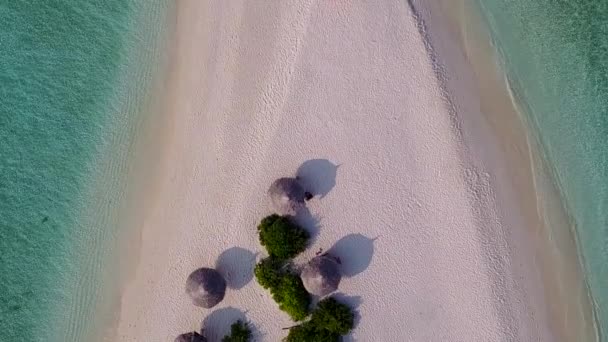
[254,257,283,289]
[273,274,311,321]
[222,320,252,342]
[311,298,355,334]
[258,214,309,260]
[254,258,311,321]
[283,322,340,342]
[284,297,355,341]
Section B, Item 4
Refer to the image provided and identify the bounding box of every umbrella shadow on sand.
[328,234,377,278]
[293,206,322,245]
[201,307,255,341]
[296,159,339,199]
[215,247,256,290]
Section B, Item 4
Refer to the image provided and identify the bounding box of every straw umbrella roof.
[174,331,207,342]
[301,254,341,296]
[185,267,227,309]
[268,177,309,215]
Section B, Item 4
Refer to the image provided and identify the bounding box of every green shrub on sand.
[284,321,340,342]
[258,214,309,260]
[311,298,354,335]
[254,257,311,321]
[222,320,252,342]
[284,297,355,341]
[273,273,311,321]
[254,257,284,289]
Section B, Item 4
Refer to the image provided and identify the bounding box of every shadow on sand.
[291,207,322,246]
[201,307,253,341]
[329,234,376,278]
[215,247,256,290]
[296,159,339,199]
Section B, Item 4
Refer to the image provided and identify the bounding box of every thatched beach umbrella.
[186,268,227,309]
[301,254,341,296]
[268,177,312,216]
[174,331,207,342]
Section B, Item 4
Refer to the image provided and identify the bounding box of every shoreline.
[0,2,175,340]
[473,1,608,338]
[424,0,598,340]
[59,2,177,341]
[112,1,567,340]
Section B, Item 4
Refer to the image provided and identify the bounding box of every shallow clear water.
[476,0,608,339]
[0,1,167,341]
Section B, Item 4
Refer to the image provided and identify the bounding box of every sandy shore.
[112,1,562,340]
[423,1,598,340]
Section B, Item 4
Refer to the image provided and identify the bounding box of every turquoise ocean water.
[0,1,169,341]
[476,1,608,339]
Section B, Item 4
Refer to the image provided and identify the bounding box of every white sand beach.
[111,0,565,341]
